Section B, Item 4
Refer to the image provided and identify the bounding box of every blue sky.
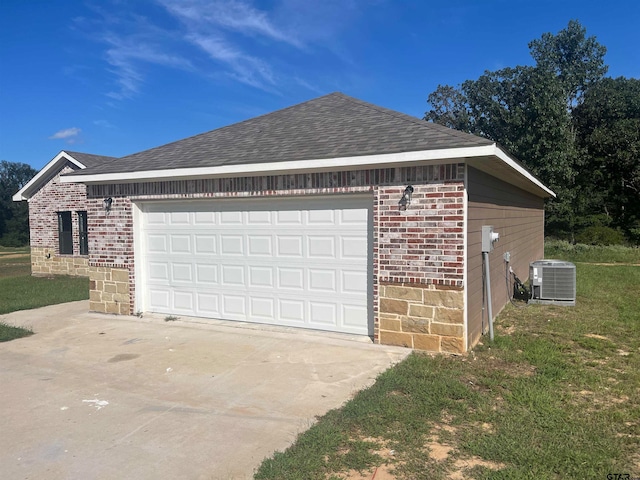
[1,0,638,171]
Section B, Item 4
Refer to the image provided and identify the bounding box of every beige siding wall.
[466,167,545,348]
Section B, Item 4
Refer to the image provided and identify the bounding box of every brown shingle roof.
[69,92,492,176]
[65,151,117,167]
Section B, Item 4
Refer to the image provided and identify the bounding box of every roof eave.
[12,151,87,201]
[59,144,554,198]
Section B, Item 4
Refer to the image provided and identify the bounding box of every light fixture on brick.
[103,197,113,212]
[398,185,413,210]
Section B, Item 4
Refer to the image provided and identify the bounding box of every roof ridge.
[120,92,341,160]
[65,150,117,159]
[335,93,490,144]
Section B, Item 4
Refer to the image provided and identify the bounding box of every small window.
[57,211,73,255]
[78,211,88,255]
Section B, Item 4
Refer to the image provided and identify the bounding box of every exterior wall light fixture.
[398,185,414,210]
[104,197,113,212]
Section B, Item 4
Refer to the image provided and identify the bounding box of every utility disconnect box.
[481,226,500,253]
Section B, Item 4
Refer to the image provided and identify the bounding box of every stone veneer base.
[31,246,89,277]
[378,283,465,354]
[89,266,131,315]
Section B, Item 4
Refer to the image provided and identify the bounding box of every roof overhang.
[60,144,555,198]
[13,151,88,201]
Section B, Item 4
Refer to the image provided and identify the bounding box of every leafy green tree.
[573,77,640,242]
[424,20,608,240]
[0,161,36,246]
[529,19,608,111]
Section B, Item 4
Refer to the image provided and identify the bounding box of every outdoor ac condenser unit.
[529,260,576,306]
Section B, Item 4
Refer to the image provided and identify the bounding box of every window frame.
[57,211,73,255]
[78,211,88,256]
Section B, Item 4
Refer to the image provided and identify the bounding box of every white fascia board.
[12,151,86,201]
[492,146,556,197]
[59,144,555,198]
[60,145,497,184]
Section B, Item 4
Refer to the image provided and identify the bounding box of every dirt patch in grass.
[0,253,29,259]
[584,333,610,340]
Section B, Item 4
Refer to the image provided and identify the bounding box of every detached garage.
[16,92,553,353]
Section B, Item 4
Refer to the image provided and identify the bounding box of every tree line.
[0,161,36,246]
[425,20,639,245]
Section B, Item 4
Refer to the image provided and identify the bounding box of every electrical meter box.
[481,226,500,253]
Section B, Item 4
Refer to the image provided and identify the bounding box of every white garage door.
[135,196,372,335]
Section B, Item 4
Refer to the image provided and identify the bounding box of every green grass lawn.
[0,248,89,340]
[0,321,33,342]
[256,245,640,479]
[545,239,640,264]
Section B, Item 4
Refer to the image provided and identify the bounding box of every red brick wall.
[376,182,465,287]
[28,164,88,256]
[86,164,465,323]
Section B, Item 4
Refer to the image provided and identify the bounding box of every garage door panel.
[276,210,302,224]
[248,211,271,224]
[138,196,371,335]
[249,266,273,288]
[221,235,243,255]
[147,234,168,253]
[171,263,193,282]
[279,299,305,323]
[194,211,216,225]
[342,305,368,328]
[277,267,304,290]
[196,264,218,284]
[342,270,367,294]
[221,265,244,285]
[195,235,217,254]
[308,269,336,292]
[197,292,220,315]
[341,236,367,259]
[277,236,303,257]
[340,208,368,224]
[148,262,169,281]
[248,236,272,256]
[309,302,337,326]
[146,211,166,224]
[308,236,335,258]
[170,235,191,254]
[170,211,190,225]
[220,211,243,224]
[250,297,274,319]
[308,209,334,224]
[222,295,246,316]
[173,290,194,311]
[149,289,170,309]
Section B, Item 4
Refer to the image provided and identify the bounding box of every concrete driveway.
[0,301,409,480]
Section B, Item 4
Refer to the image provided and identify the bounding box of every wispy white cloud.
[187,33,275,88]
[158,0,301,89]
[79,0,373,99]
[49,127,82,144]
[93,119,116,129]
[102,34,193,99]
[159,0,302,47]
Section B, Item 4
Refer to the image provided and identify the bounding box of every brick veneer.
[375,179,466,353]
[83,163,467,352]
[28,164,89,276]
